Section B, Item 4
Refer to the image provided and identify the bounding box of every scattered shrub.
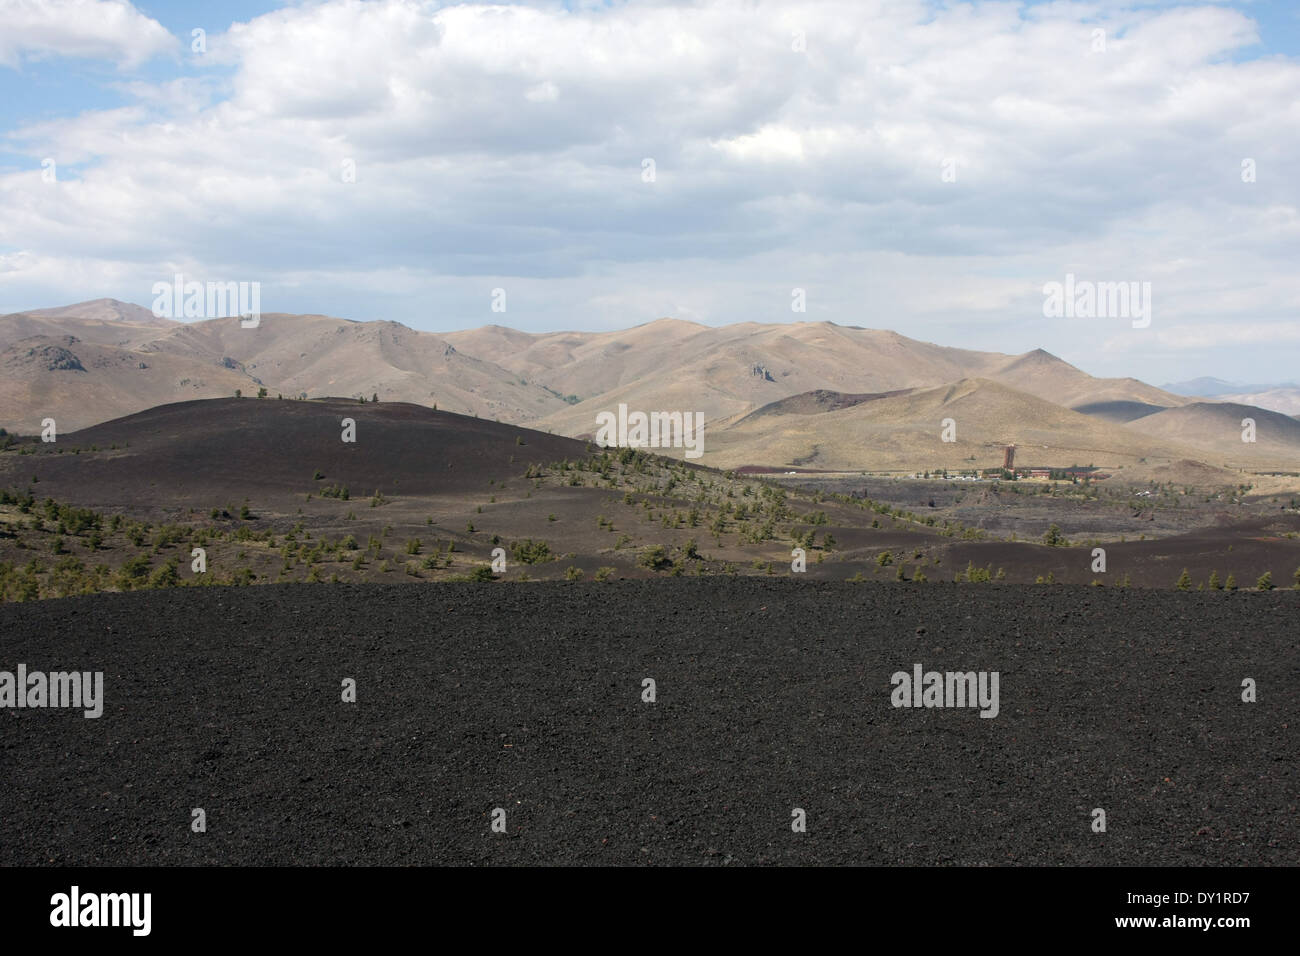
[509,538,551,564]
[638,545,670,571]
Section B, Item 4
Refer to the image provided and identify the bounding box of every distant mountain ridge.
[1161,377,1300,417]
[12,298,177,328]
[1162,376,1300,397]
[2,299,1296,473]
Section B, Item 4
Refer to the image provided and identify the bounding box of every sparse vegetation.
[509,538,551,564]
[1043,524,1068,547]
[638,545,670,571]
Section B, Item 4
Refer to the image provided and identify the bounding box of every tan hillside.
[0,308,574,430]
[0,334,252,433]
[529,322,1015,437]
[992,348,1186,408]
[16,298,176,327]
[529,325,1187,440]
[0,308,175,352]
[1130,458,1243,489]
[1209,387,1300,417]
[3,302,1285,474]
[443,317,710,398]
[140,314,570,422]
[1123,402,1300,470]
[699,379,1206,472]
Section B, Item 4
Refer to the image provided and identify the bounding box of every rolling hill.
[700,379,1203,472]
[1124,402,1300,470]
[15,298,174,327]
[0,397,593,514]
[1,299,1293,473]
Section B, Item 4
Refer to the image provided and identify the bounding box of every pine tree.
[1175,568,1192,590]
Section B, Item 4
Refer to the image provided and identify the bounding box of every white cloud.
[0,0,174,69]
[0,0,1297,383]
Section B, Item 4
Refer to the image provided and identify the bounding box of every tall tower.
[1003,444,1016,471]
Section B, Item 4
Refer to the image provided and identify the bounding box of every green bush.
[509,538,551,564]
[149,559,180,589]
[117,555,152,591]
[638,545,670,570]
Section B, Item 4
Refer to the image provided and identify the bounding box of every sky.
[0,0,1297,385]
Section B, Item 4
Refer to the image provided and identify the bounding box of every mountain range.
[2,299,1297,475]
[1161,376,1300,417]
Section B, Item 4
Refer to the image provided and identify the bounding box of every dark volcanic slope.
[2,397,592,510]
[1,580,1295,866]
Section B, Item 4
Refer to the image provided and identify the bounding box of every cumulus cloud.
[0,0,1296,381]
[0,0,174,68]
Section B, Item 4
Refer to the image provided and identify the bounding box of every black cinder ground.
[0,580,1295,865]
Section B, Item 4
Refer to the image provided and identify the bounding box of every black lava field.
[1,580,1295,866]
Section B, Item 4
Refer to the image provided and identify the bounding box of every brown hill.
[0,334,254,434]
[1,303,1260,473]
[991,348,1183,408]
[138,314,570,422]
[525,321,1003,438]
[443,317,710,399]
[702,379,1205,472]
[16,298,175,327]
[1208,387,1300,417]
[0,397,592,513]
[527,326,1186,440]
[1124,402,1300,470]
